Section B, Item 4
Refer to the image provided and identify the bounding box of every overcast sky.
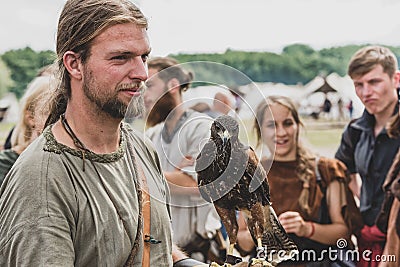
[1,0,400,56]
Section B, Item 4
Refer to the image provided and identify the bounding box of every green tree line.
[173,44,400,87]
[1,44,400,98]
[0,47,55,98]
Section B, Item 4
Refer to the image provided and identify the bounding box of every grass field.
[239,117,346,158]
[301,128,343,157]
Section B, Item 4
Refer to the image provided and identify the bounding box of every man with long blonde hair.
[0,1,179,266]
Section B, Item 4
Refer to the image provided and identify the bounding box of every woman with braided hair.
[235,95,361,266]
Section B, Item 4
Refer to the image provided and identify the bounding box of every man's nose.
[361,84,373,97]
[128,57,148,81]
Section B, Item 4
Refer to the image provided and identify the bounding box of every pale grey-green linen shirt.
[0,124,172,266]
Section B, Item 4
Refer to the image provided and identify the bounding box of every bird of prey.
[196,115,298,266]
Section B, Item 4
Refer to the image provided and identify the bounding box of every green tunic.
[0,124,173,266]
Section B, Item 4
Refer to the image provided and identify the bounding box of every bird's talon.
[249,258,273,267]
[225,254,242,265]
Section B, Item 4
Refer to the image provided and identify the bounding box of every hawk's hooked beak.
[219,130,231,145]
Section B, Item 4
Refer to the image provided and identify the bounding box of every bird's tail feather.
[248,205,298,265]
[265,206,298,264]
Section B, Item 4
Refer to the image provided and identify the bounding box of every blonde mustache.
[117,82,145,91]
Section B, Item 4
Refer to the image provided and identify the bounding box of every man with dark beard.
[0,1,185,266]
[144,57,222,263]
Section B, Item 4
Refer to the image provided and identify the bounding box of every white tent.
[237,82,304,119]
[301,73,363,118]
[182,84,235,109]
[180,73,364,121]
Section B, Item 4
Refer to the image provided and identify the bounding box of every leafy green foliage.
[0,58,13,98]
[1,47,56,98]
[172,44,400,87]
[1,44,400,98]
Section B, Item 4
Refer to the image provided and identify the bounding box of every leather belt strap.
[136,160,151,267]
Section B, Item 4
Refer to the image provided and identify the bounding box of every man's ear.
[167,78,180,94]
[63,51,83,80]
